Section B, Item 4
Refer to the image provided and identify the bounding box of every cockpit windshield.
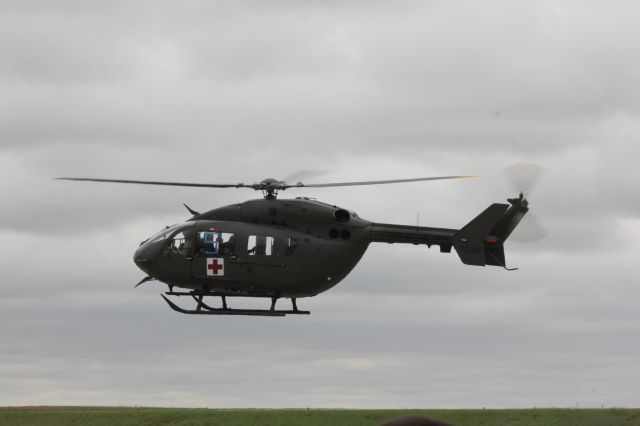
[146,224,181,245]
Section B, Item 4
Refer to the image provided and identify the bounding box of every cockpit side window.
[196,230,236,257]
[166,231,192,257]
[171,232,185,250]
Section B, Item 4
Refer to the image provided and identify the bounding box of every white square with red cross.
[206,258,224,277]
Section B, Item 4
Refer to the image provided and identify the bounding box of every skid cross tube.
[161,291,310,316]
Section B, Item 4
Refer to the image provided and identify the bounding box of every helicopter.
[57,168,537,317]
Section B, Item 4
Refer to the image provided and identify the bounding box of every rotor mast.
[254,178,289,199]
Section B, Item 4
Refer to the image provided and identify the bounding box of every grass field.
[1,407,639,426]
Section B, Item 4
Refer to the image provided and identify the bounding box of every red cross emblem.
[207,258,224,276]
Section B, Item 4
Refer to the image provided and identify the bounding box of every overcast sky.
[1,0,639,409]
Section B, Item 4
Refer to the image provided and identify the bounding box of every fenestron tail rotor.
[503,163,546,243]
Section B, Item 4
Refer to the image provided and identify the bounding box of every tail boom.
[368,194,529,268]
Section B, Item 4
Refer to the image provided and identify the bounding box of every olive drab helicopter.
[57,165,542,317]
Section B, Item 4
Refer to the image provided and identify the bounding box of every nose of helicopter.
[133,244,154,275]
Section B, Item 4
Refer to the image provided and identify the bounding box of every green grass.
[0,407,638,426]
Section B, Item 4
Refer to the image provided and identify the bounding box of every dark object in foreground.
[381,415,451,426]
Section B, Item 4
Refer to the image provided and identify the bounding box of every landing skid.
[161,291,310,317]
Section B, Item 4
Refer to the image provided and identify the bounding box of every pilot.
[181,237,193,256]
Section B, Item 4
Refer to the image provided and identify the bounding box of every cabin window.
[196,230,236,256]
[285,237,299,255]
[247,235,275,256]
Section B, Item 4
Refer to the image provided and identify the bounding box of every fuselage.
[133,197,372,298]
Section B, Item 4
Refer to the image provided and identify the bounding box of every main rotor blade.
[56,175,476,191]
[55,177,248,188]
[281,169,332,184]
[296,175,476,188]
